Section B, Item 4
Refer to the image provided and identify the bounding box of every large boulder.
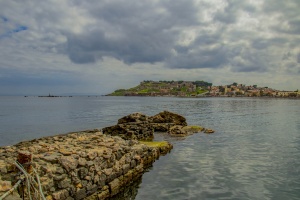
[151,123,175,132]
[102,123,154,141]
[118,113,149,124]
[149,111,187,126]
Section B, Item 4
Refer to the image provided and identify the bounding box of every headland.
[106,80,300,98]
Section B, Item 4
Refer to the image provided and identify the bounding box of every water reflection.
[133,98,300,200]
[109,177,142,200]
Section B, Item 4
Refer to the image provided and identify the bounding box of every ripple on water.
[1,97,300,199]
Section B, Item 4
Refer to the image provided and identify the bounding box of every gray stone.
[130,160,136,168]
[109,178,120,196]
[58,178,71,189]
[103,168,112,176]
[55,167,65,174]
[74,188,86,200]
[59,156,78,172]
[86,184,98,195]
[168,125,188,137]
[52,189,69,200]
[86,161,94,167]
[149,110,187,126]
[78,168,88,179]
[42,154,60,164]
[0,180,11,192]
[0,160,7,173]
[78,157,86,166]
[122,164,130,174]
[53,174,67,181]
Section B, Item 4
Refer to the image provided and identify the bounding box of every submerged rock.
[204,129,215,134]
[182,125,204,134]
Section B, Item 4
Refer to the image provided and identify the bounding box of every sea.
[0,96,300,200]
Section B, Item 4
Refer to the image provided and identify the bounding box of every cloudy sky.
[0,0,299,95]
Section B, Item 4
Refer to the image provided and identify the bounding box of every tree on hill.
[193,80,212,87]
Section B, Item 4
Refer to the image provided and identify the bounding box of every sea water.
[0,96,299,199]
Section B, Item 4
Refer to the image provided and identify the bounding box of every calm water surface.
[0,96,299,199]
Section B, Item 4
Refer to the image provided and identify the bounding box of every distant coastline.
[37,95,73,98]
[106,80,300,98]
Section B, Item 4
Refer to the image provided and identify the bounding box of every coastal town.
[108,80,300,98]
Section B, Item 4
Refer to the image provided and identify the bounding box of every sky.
[0,0,299,95]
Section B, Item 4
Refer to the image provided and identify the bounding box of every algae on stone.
[139,141,169,148]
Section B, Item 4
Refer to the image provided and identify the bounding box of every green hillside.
[107,80,211,96]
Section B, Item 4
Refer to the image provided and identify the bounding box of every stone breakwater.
[0,111,214,200]
[0,130,172,200]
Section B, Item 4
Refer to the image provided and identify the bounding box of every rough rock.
[59,156,78,172]
[151,123,175,132]
[168,125,188,137]
[0,160,7,173]
[103,111,211,141]
[102,123,154,141]
[103,111,189,140]
[0,180,11,192]
[149,110,187,126]
[118,113,149,124]
[182,125,204,134]
[52,189,69,200]
[204,129,215,134]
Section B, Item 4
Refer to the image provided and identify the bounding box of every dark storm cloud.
[213,0,256,24]
[263,0,300,35]
[169,30,229,69]
[251,37,289,50]
[66,0,297,73]
[65,0,204,65]
[167,45,229,69]
[2,0,300,84]
[66,27,173,64]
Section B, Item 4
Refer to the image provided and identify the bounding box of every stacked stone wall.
[0,130,172,200]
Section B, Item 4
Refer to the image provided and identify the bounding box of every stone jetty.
[0,111,214,200]
[0,130,172,200]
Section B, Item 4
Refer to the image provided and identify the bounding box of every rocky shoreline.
[0,111,213,200]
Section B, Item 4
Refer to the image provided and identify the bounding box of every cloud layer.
[0,0,299,94]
